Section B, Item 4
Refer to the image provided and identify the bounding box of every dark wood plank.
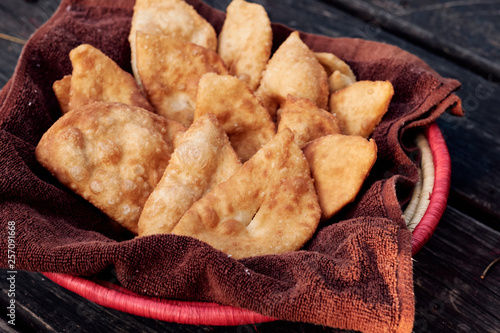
[0,0,59,85]
[321,0,500,82]
[0,0,58,39]
[0,319,20,333]
[413,206,500,333]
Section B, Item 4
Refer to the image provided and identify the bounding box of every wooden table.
[1,0,499,332]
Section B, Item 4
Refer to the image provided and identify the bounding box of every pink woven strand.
[411,123,451,255]
[43,272,277,326]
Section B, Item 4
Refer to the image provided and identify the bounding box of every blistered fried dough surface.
[277,95,341,148]
[314,52,356,82]
[67,44,153,113]
[328,70,356,93]
[194,73,275,162]
[256,31,328,118]
[129,0,217,87]
[53,75,71,114]
[218,0,272,91]
[329,80,394,138]
[136,32,228,127]
[35,102,186,234]
[315,51,356,93]
[303,134,377,219]
[138,114,241,236]
[172,129,321,259]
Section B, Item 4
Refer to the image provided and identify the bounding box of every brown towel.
[0,0,462,331]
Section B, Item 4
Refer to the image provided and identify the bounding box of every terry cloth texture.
[0,0,462,332]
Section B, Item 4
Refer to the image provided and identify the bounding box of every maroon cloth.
[0,0,462,331]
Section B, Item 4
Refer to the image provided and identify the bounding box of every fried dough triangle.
[138,114,242,236]
[172,129,321,259]
[328,70,356,93]
[277,95,341,148]
[256,31,329,119]
[314,52,357,93]
[68,44,153,112]
[194,73,275,162]
[329,80,394,138]
[35,102,186,234]
[129,0,217,87]
[218,0,272,91]
[314,52,356,81]
[136,32,228,127]
[303,134,377,219]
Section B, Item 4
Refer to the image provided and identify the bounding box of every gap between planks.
[321,0,500,82]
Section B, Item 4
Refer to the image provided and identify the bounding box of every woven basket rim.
[42,122,451,325]
[410,122,451,255]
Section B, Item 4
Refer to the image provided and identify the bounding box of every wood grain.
[0,0,59,84]
[322,0,500,82]
[413,206,500,332]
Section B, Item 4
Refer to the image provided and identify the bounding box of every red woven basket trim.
[93,278,241,307]
[411,123,451,255]
[42,272,276,325]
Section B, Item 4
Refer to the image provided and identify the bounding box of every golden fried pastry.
[303,134,377,219]
[328,70,356,93]
[35,102,186,234]
[129,0,217,88]
[138,114,241,236]
[314,52,356,93]
[135,32,228,127]
[66,44,153,113]
[314,52,356,81]
[329,80,394,138]
[277,95,341,148]
[194,73,275,162]
[256,31,328,118]
[53,75,71,114]
[172,129,321,259]
[218,0,272,91]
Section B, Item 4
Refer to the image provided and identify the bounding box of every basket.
[42,122,451,326]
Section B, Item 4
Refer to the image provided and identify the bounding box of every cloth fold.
[0,0,462,331]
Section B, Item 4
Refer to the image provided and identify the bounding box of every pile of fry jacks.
[36,0,394,259]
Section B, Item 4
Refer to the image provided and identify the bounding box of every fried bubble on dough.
[138,114,242,236]
[303,134,377,219]
[194,73,275,162]
[136,32,228,127]
[129,0,217,87]
[172,129,321,259]
[67,44,153,113]
[35,102,186,234]
[329,80,394,138]
[256,31,329,119]
[218,0,272,91]
[277,95,341,148]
